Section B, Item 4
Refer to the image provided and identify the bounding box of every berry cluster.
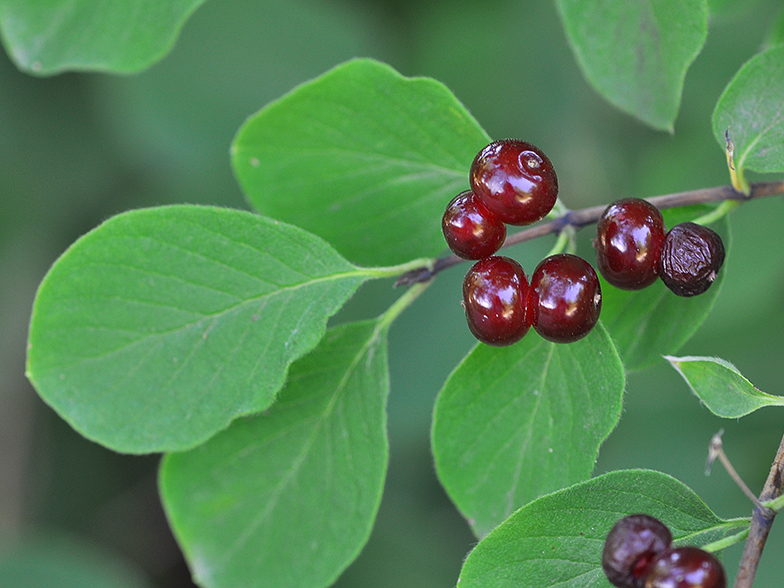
[602,514,726,588]
[595,198,725,296]
[443,139,601,346]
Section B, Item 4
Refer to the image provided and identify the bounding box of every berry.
[643,547,726,588]
[659,222,725,297]
[469,139,558,226]
[602,514,673,588]
[442,190,507,259]
[462,256,534,346]
[595,198,666,290]
[529,253,601,343]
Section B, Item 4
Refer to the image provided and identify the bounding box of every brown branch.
[733,432,784,588]
[395,180,784,287]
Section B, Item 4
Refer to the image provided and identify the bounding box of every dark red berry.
[529,253,601,343]
[469,139,558,226]
[659,222,725,297]
[602,514,673,588]
[595,198,666,290]
[462,256,534,346]
[442,190,507,259]
[643,547,726,588]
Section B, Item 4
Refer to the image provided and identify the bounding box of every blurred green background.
[2,0,784,585]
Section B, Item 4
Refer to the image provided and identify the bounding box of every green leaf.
[457,469,748,588]
[26,205,368,454]
[713,45,784,181]
[160,319,391,588]
[231,58,490,266]
[599,206,729,372]
[432,323,625,538]
[0,0,206,75]
[556,0,708,131]
[666,355,784,417]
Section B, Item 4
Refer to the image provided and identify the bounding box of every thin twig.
[707,431,772,515]
[394,180,784,286]
[734,432,784,588]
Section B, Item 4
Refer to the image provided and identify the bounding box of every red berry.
[659,222,725,297]
[442,190,507,259]
[602,514,673,588]
[462,256,534,346]
[529,253,601,343]
[469,139,558,226]
[644,547,726,588]
[595,198,665,290]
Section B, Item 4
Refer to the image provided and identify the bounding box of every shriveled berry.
[659,222,725,297]
[442,190,507,259]
[644,547,726,588]
[469,139,558,226]
[602,514,673,588]
[529,253,601,343]
[462,256,534,346]
[595,198,666,290]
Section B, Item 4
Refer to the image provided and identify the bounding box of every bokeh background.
[2,0,784,585]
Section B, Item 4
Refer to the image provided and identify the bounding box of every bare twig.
[733,432,784,588]
[395,180,784,286]
[707,431,772,515]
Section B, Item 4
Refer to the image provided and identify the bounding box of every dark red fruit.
[659,222,725,297]
[595,198,666,290]
[462,256,534,346]
[442,190,507,259]
[529,253,601,343]
[469,139,558,226]
[602,514,673,588]
[643,547,726,588]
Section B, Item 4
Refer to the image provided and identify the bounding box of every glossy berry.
[644,547,726,588]
[469,139,558,226]
[659,222,725,297]
[595,198,666,290]
[602,514,673,588]
[462,256,534,346]
[442,190,507,259]
[529,253,601,343]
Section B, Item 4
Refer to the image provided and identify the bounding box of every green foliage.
[26,205,369,453]
[432,324,625,538]
[713,45,784,185]
[456,470,748,588]
[231,58,490,266]
[160,318,393,588]
[555,0,708,131]
[0,0,206,74]
[12,2,784,588]
[666,355,784,417]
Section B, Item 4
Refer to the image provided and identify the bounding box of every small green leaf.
[432,323,625,538]
[599,207,728,372]
[666,355,784,417]
[231,58,490,266]
[160,319,390,588]
[26,205,368,454]
[457,469,748,588]
[556,0,708,131]
[0,0,206,75]
[713,45,784,181]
